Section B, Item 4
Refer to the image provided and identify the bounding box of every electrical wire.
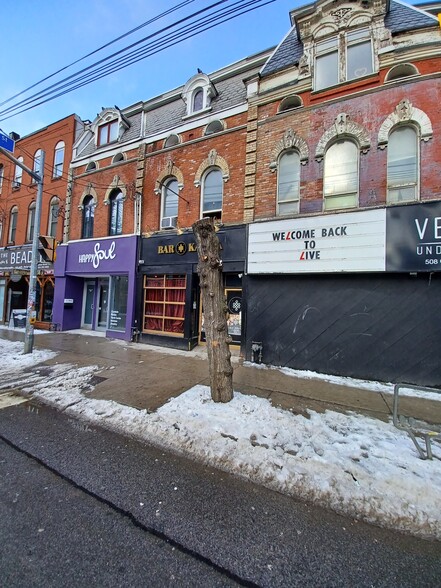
[0,0,274,122]
[0,0,196,110]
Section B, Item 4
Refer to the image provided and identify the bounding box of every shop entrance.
[199,274,242,346]
[97,279,109,331]
[82,281,95,329]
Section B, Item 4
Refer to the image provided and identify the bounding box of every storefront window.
[143,274,186,336]
[0,278,6,322]
[109,275,128,332]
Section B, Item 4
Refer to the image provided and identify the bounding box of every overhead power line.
[0,0,196,110]
[0,0,274,123]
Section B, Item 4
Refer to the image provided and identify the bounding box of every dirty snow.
[0,338,440,541]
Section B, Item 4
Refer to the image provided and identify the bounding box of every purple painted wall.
[53,236,139,340]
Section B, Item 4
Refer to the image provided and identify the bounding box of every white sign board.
[248,209,386,274]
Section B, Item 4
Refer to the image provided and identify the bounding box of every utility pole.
[0,144,45,354]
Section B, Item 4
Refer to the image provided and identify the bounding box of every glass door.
[97,279,109,330]
[82,281,95,329]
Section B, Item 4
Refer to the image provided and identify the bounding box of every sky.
[1,331,440,540]
[0,0,302,138]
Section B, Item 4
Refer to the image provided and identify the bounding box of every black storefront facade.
[136,225,246,350]
[246,203,441,387]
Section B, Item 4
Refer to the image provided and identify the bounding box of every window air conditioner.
[161,216,178,229]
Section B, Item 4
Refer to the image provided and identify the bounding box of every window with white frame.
[323,140,359,210]
[33,149,42,182]
[192,88,204,112]
[387,126,418,204]
[277,151,300,215]
[27,202,36,241]
[161,178,179,229]
[315,28,373,91]
[109,189,124,236]
[8,206,18,243]
[53,142,65,178]
[13,158,23,188]
[0,164,3,192]
[201,168,223,219]
[82,195,95,238]
[48,197,60,237]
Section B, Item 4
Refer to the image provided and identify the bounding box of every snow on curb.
[1,339,440,541]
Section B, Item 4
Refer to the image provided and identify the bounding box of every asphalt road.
[1,398,440,587]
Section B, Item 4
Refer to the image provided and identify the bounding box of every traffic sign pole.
[24,150,45,354]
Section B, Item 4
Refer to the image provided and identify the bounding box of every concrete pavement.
[1,327,440,427]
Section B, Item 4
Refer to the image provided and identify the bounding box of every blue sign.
[0,131,15,153]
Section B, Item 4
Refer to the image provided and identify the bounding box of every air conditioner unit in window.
[161,216,178,229]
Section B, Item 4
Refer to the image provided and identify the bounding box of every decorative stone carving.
[331,7,352,26]
[270,129,309,171]
[154,161,184,194]
[194,150,230,187]
[378,100,433,148]
[315,113,371,161]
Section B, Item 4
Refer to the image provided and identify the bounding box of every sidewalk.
[2,327,440,425]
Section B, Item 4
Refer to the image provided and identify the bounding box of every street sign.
[0,130,15,153]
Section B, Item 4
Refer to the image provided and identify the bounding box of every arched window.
[192,88,204,112]
[27,202,36,241]
[385,64,419,83]
[85,161,97,172]
[161,178,179,229]
[82,195,95,239]
[279,95,303,113]
[112,152,125,164]
[8,206,18,243]
[277,151,300,215]
[13,157,23,188]
[109,189,124,236]
[48,197,60,237]
[323,140,359,211]
[33,149,42,182]
[204,120,224,136]
[164,134,180,148]
[53,141,65,178]
[202,168,223,219]
[387,126,418,204]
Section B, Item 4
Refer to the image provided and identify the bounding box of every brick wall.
[0,115,79,246]
[252,72,441,220]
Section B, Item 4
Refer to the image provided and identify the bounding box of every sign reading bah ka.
[386,202,441,272]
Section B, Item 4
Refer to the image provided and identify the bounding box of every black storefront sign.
[141,225,246,270]
[386,201,441,272]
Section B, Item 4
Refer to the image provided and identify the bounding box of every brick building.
[244,0,441,385]
[52,50,270,345]
[0,114,84,328]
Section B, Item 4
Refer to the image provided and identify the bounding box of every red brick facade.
[0,114,81,246]
[250,67,441,222]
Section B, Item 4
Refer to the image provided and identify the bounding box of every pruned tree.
[192,218,233,403]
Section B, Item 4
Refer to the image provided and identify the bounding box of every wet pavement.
[1,327,440,426]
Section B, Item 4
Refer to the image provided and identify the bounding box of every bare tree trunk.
[192,218,233,403]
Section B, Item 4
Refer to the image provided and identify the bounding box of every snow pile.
[1,339,440,540]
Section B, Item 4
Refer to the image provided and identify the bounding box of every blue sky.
[1,0,302,138]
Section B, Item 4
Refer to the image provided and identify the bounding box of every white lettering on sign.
[78,241,116,269]
[414,217,441,240]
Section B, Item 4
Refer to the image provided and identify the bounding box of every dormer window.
[314,28,373,91]
[192,88,204,112]
[98,120,118,146]
[182,73,217,118]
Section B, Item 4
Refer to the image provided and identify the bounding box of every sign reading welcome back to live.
[248,202,441,274]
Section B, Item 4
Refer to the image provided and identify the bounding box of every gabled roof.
[260,0,438,78]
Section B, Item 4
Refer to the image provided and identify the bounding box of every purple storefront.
[52,236,138,341]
